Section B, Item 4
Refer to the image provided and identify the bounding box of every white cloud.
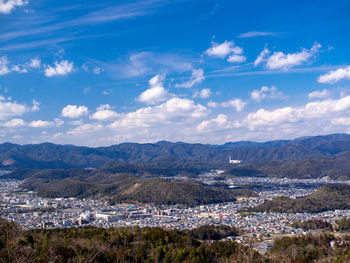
[31,99,40,112]
[82,63,102,75]
[227,54,246,63]
[0,56,9,75]
[0,0,28,14]
[221,99,246,112]
[254,47,269,67]
[256,42,321,70]
[197,114,228,132]
[11,64,27,73]
[0,56,42,75]
[318,66,350,84]
[28,120,54,128]
[250,86,284,102]
[193,88,212,99]
[308,89,329,99]
[175,69,205,88]
[68,123,104,135]
[331,117,350,126]
[207,98,246,112]
[110,97,207,129]
[243,107,296,127]
[61,105,88,118]
[54,118,64,127]
[93,67,102,74]
[69,120,84,126]
[91,104,119,121]
[138,74,170,105]
[207,101,218,108]
[238,31,277,38]
[2,118,26,127]
[29,58,41,68]
[109,52,193,78]
[0,100,35,120]
[44,60,74,77]
[205,41,244,62]
[243,95,350,129]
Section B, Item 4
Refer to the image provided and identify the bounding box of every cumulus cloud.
[111,97,207,129]
[2,118,63,128]
[0,0,28,14]
[44,60,74,77]
[0,99,37,120]
[227,54,246,63]
[308,89,330,99]
[255,42,321,70]
[68,123,104,135]
[208,98,246,112]
[91,104,119,121]
[205,40,246,63]
[242,95,350,129]
[250,86,284,102]
[175,69,205,88]
[29,58,41,68]
[197,114,228,132]
[138,74,170,105]
[193,88,212,99]
[28,120,54,128]
[0,56,42,75]
[221,99,246,111]
[61,105,88,118]
[2,118,26,127]
[318,66,350,84]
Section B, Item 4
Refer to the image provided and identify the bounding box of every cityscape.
[2,172,350,254]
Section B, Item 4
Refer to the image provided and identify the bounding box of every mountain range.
[1,133,350,172]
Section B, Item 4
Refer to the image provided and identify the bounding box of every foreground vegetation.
[0,218,266,263]
[3,217,350,262]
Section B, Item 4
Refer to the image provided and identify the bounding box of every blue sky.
[0,0,350,146]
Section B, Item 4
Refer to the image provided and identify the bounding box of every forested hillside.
[1,134,350,172]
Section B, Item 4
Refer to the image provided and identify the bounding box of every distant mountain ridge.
[1,133,350,170]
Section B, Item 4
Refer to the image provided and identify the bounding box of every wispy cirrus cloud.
[0,0,168,42]
[238,31,278,38]
[102,51,193,79]
[175,69,205,88]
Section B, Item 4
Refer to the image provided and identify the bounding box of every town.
[2,174,350,253]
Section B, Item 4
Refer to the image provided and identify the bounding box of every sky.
[0,0,350,146]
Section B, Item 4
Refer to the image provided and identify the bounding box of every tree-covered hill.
[247,184,350,213]
[13,162,255,206]
[1,134,350,171]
